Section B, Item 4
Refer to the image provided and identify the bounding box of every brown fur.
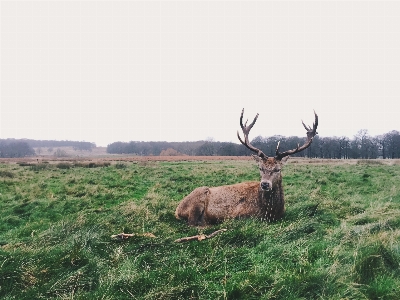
[175,156,288,226]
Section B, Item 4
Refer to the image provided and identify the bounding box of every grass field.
[0,158,400,299]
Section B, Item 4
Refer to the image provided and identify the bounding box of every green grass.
[0,160,400,299]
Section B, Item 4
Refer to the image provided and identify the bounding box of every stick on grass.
[174,229,227,243]
[111,232,156,240]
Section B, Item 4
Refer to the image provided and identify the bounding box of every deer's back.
[206,181,261,221]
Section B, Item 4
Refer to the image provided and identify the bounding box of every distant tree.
[348,139,360,159]
[1,139,96,149]
[73,142,95,152]
[307,135,321,158]
[218,142,237,156]
[196,141,216,156]
[385,130,400,158]
[141,142,152,155]
[376,134,386,158]
[0,141,35,158]
[250,135,285,157]
[338,137,350,159]
[149,142,165,156]
[174,141,204,156]
[354,130,370,159]
[250,135,269,156]
[319,137,335,158]
[53,149,68,157]
[369,137,380,159]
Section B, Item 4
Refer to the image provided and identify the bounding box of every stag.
[175,109,318,226]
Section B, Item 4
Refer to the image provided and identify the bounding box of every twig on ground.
[111,232,156,240]
[111,229,227,243]
[174,229,227,243]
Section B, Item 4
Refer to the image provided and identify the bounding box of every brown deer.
[175,109,318,226]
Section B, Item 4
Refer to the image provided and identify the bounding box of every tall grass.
[0,160,399,299]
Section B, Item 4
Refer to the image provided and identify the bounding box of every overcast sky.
[1,1,400,147]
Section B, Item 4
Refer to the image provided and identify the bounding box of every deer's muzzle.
[260,181,271,191]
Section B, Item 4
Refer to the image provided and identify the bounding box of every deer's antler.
[275,110,318,160]
[237,108,268,159]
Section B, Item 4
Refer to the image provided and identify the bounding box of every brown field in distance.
[0,146,399,166]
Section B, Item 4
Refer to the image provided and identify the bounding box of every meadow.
[0,158,399,299]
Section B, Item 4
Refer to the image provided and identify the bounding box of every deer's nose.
[261,182,270,190]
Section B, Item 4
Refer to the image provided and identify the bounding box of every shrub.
[53,149,68,157]
[30,164,48,171]
[56,163,71,169]
[159,148,185,156]
[0,170,14,178]
[115,163,126,169]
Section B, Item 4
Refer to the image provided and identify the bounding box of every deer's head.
[237,108,318,191]
[252,155,288,191]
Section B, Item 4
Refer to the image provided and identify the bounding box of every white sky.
[1,0,400,147]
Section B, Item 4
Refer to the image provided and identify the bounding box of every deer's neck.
[259,184,285,222]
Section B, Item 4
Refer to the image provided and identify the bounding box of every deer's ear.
[281,156,290,164]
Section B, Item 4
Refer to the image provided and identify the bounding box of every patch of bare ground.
[1,150,399,166]
[33,146,108,158]
[0,155,253,165]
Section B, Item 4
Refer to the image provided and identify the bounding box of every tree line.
[0,139,96,158]
[1,130,399,159]
[0,141,36,158]
[20,139,96,151]
[107,129,400,159]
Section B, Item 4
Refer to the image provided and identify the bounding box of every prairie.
[0,158,399,299]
